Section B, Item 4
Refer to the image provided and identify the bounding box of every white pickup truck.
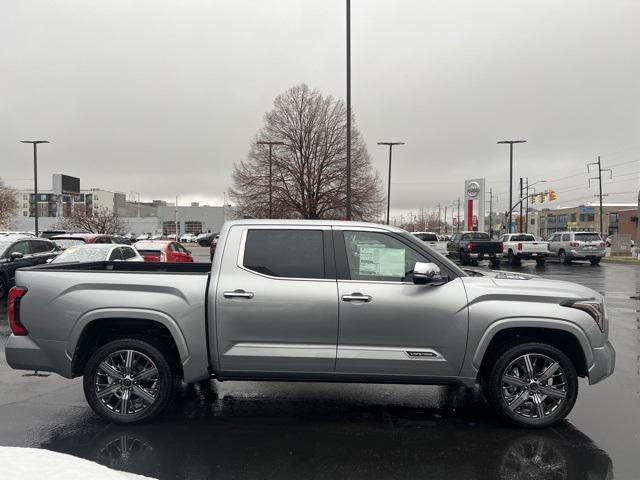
[499,233,550,266]
[412,232,449,256]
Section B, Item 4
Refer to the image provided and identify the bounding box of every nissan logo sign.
[466,181,481,198]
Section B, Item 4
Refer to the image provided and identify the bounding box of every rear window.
[413,233,438,242]
[575,233,602,242]
[242,229,325,279]
[462,233,490,240]
[511,235,536,242]
[54,238,86,249]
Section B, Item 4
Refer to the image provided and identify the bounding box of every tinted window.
[343,231,427,282]
[511,235,536,242]
[576,233,601,242]
[30,240,53,253]
[462,232,489,241]
[243,229,325,279]
[121,247,137,260]
[10,241,31,255]
[108,248,124,261]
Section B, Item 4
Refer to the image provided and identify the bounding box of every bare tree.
[0,179,18,229]
[58,206,126,234]
[230,84,384,220]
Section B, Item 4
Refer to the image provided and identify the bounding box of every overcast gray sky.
[2,0,638,220]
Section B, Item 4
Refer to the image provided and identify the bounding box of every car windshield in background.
[51,246,111,263]
[414,233,438,242]
[53,239,85,249]
[576,233,602,242]
[511,235,536,241]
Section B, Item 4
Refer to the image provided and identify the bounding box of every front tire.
[485,342,578,428]
[83,338,176,424]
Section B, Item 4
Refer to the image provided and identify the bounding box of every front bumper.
[588,340,616,385]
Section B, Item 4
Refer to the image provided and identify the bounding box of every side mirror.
[9,252,24,262]
[413,262,443,285]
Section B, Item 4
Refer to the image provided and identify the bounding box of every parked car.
[548,231,606,265]
[0,236,58,298]
[196,232,214,246]
[447,231,503,267]
[136,233,151,241]
[6,220,615,428]
[209,234,220,261]
[51,233,120,250]
[180,233,197,243]
[412,231,449,256]
[499,233,550,266]
[39,230,67,239]
[134,240,194,263]
[150,234,165,240]
[50,244,144,264]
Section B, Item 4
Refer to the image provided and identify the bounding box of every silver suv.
[548,231,606,265]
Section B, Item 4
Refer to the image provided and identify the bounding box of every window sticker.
[358,246,405,277]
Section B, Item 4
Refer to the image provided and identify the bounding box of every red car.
[51,233,117,250]
[134,240,194,263]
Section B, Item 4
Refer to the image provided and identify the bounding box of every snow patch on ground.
[0,447,156,480]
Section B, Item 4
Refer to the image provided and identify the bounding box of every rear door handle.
[342,293,372,303]
[223,290,254,299]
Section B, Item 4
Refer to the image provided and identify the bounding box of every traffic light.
[539,192,545,203]
[548,189,557,201]
[530,194,536,204]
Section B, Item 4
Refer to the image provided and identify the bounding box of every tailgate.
[521,242,549,253]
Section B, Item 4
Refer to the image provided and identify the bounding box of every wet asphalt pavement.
[0,260,638,479]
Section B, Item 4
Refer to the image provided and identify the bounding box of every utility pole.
[519,177,524,233]
[20,140,50,237]
[486,188,497,238]
[588,156,612,238]
[174,196,178,237]
[497,140,527,233]
[437,203,441,234]
[378,142,405,224]
[444,205,448,234]
[345,0,352,220]
[456,197,461,232]
[257,140,284,219]
[525,178,529,234]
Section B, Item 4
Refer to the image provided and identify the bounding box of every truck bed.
[23,261,213,274]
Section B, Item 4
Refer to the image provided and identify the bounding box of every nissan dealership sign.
[464,178,486,232]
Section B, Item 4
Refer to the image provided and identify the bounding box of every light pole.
[20,140,49,237]
[346,0,352,220]
[377,142,405,225]
[497,140,526,233]
[525,179,546,234]
[257,140,285,219]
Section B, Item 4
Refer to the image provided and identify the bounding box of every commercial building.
[537,203,636,239]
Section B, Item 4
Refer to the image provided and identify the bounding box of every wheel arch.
[473,321,592,380]
[69,308,189,379]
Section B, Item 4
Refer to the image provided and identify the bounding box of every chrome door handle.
[342,293,372,303]
[223,290,254,299]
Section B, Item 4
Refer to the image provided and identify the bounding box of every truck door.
[215,225,338,373]
[333,228,469,377]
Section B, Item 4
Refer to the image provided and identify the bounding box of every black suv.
[0,236,58,299]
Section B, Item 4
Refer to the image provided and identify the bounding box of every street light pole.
[377,142,405,225]
[346,0,352,220]
[257,140,285,219]
[497,140,526,233]
[20,140,50,237]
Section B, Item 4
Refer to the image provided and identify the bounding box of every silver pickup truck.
[5,220,615,427]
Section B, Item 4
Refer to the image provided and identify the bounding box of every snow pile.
[0,447,156,480]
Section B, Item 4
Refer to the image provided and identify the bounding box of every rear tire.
[508,251,521,266]
[460,250,469,266]
[83,338,176,424]
[590,257,601,265]
[485,342,578,428]
[490,259,501,269]
[535,259,546,267]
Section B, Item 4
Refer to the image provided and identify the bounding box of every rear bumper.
[568,249,606,259]
[588,340,616,385]
[5,335,72,378]
[515,252,548,259]
[469,253,502,259]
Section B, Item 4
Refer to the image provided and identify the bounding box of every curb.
[601,256,640,265]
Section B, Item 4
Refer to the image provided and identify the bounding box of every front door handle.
[223,290,254,299]
[342,293,372,303]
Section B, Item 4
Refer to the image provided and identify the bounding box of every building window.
[184,221,203,234]
[586,213,595,222]
[570,213,576,222]
[163,221,180,235]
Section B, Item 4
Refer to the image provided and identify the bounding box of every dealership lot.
[0,261,638,479]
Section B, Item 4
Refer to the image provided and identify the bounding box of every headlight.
[561,298,605,331]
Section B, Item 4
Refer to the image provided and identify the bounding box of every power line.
[587,156,612,237]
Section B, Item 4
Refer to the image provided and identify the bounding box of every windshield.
[53,238,86,249]
[52,246,111,263]
[576,233,602,242]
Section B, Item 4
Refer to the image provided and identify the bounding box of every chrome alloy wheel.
[501,353,567,419]
[95,350,159,416]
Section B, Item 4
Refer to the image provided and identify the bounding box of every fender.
[66,307,191,365]
[471,317,594,371]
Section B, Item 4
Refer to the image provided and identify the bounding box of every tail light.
[517,243,523,251]
[569,241,579,247]
[499,243,504,253]
[160,252,167,262]
[547,243,551,252]
[8,287,28,336]
[467,243,473,251]
[599,242,605,248]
